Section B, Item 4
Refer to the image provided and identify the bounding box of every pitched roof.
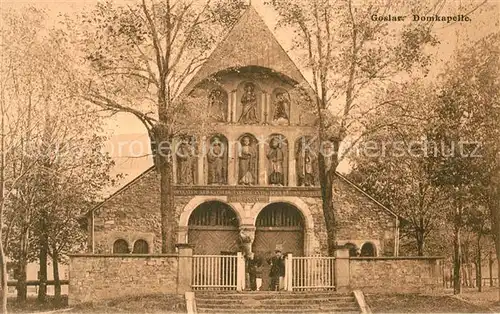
[183,5,309,92]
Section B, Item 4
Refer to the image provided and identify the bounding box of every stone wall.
[349,257,443,293]
[69,254,179,305]
[91,169,397,257]
[333,176,397,256]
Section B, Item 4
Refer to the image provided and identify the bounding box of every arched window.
[360,242,376,257]
[344,243,359,257]
[132,240,149,254]
[113,239,129,254]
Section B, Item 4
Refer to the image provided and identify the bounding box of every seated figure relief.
[238,83,259,125]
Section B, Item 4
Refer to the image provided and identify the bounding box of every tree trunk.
[0,196,8,314]
[476,234,482,292]
[317,152,337,256]
[16,258,27,303]
[37,231,48,302]
[52,249,61,303]
[453,205,462,295]
[16,229,28,303]
[416,230,425,256]
[153,124,176,254]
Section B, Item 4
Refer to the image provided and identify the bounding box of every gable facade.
[86,6,399,268]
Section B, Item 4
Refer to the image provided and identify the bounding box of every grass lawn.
[366,292,495,313]
[7,295,68,313]
[68,294,186,313]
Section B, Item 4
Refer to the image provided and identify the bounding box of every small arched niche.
[360,242,377,257]
[236,81,261,125]
[175,135,197,185]
[344,242,359,257]
[205,134,228,185]
[208,88,229,122]
[266,134,288,186]
[236,133,259,186]
[113,239,129,254]
[295,136,318,187]
[132,239,149,254]
[270,88,291,125]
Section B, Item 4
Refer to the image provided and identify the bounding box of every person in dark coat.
[247,253,261,291]
[267,249,285,291]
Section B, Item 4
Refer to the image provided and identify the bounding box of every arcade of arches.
[187,201,305,257]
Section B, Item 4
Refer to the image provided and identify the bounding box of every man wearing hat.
[267,248,285,291]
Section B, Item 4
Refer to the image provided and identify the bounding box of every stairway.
[195,291,361,313]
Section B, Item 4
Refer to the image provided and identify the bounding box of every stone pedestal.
[176,243,194,294]
[334,248,350,292]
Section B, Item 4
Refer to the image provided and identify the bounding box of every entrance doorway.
[252,203,304,290]
[188,201,240,255]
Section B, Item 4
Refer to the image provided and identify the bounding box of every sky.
[2,0,499,188]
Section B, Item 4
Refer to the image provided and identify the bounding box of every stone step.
[196,295,355,302]
[197,307,360,313]
[196,300,356,308]
[195,292,351,299]
[196,303,358,310]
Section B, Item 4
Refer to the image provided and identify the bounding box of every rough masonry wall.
[333,177,397,256]
[92,170,396,256]
[69,255,178,305]
[349,257,443,293]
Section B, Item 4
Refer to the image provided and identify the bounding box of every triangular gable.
[184,5,309,92]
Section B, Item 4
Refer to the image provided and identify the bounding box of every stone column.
[334,248,350,292]
[197,136,206,185]
[227,139,236,185]
[288,139,296,186]
[261,92,267,124]
[231,90,237,123]
[176,243,194,294]
[227,90,232,123]
[258,141,267,185]
[177,226,189,244]
[266,93,272,124]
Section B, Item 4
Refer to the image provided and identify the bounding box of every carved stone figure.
[176,138,195,185]
[209,89,227,122]
[238,228,255,256]
[267,136,285,186]
[238,136,257,185]
[296,138,316,186]
[238,83,259,124]
[207,137,226,185]
[272,92,289,124]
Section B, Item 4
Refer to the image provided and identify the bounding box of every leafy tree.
[74,0,247,253]
[266,0,439,254]
[426,33,500,296]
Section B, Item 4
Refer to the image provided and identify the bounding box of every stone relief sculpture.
[267,136,286,186]
[272,91,290,125]
[176,137,195,185]
[238,135,257,185]
[207,136,227,185]
[208,89,227,122]
[238,228,255,256]
[238,83,259,124]
[296,137,316,186]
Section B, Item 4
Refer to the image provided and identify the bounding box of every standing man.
[247,253,260,291]
[268,249,285,291]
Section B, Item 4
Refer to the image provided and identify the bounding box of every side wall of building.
[92,170,397,256]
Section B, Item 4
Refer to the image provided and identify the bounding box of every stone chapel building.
[84,6,400,262]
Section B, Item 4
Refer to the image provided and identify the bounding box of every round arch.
[360,242,377,257]
[186,200,241,255]
[250,197,314,231]
[178,196,244,228]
